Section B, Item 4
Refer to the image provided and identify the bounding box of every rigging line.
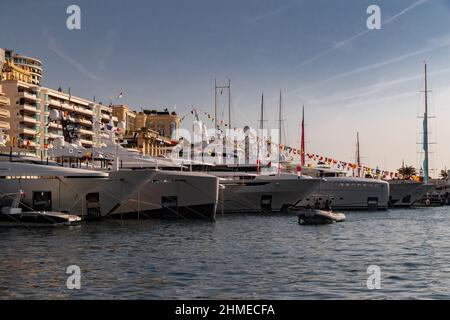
[179,180,225,219]
[55,176,85,213]
[107,198,188,220]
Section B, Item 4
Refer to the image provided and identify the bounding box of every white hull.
[0,162,155,218]
[110,170,219,220]
[298,177,390,210]
[388,181,433,207]
[216,175,321,213]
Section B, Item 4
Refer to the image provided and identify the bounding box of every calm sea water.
[1,207,450,300]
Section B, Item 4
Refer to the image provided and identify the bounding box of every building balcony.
[21,115,38,124]
[75,118,93,126]
[48,99,61,108]
[0,120,10,130]
[76,128,94,136]
[0,108,10,119]
[61,103,74,112]
[74,106,93,116]
[20,104,40,113]
[101,113,111,120]
[100,105,112,112]
[0,95,10,106]
[19,126,37,136]
[18,91,38,102]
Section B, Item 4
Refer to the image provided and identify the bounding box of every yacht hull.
[388,181,433,208]
[298,177,390,210]
[217,177,320,214]
[109,170,219,220]
[0,163,155,219]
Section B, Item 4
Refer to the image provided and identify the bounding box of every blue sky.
[2,0,450,173]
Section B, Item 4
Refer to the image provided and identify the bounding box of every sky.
[2,0,450,174]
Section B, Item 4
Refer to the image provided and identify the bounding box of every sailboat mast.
[356,132,361,178]
[301,105,305,167]
[214,79,217,138]
[423,62,429,183]
[278,91,282,175]
[257,93,264,171]
[260,93,264,131]
[228,79,231,132]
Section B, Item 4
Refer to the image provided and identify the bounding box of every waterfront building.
[113,106,179,156]
[133,109,180,141]
[0,49,11,148]
[1,48,177,158]
[41,87,97,150]
[112,104,136,133]
[1,49,42,86]
[1,80,42,156]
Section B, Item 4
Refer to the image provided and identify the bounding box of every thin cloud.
[289,36,450,97]
[297,0,431,68]
[246,1,301,24]
[384,0,429,24]
[311,66,450,108]
[43,29,100,81]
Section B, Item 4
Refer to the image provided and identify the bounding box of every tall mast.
[228,79,231,132]
[356,132,361,178]
[214,79,231,138]
[301,105,305,167]
[260,93,264,131]
[214,79,217,138]
[278,91,282,175]
[257,93,264,168]
[423,62,430,183]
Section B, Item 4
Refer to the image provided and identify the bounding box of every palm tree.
[440,169,448,180]
[398,165,417,180]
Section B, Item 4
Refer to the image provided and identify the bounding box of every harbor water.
[1,207,450,299]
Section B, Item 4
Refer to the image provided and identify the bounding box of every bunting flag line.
[186,106,398,178]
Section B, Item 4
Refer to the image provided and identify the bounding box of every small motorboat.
[298,209,346,225]
[0,208,82,227]
[0,193,81,227]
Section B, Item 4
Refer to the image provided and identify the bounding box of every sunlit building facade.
[0,49,11,148]
[2,80,42,155]
[134,109,180,140]
[1,49,42,86]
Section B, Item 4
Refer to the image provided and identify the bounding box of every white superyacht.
[49,135,219,220]
[0,161,154,219]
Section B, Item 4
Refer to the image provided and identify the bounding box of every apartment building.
[92,102,118,147]
[41,87,99,150]
[1,48,178,158]
[0,49,11,148]
[2,80,42,155]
